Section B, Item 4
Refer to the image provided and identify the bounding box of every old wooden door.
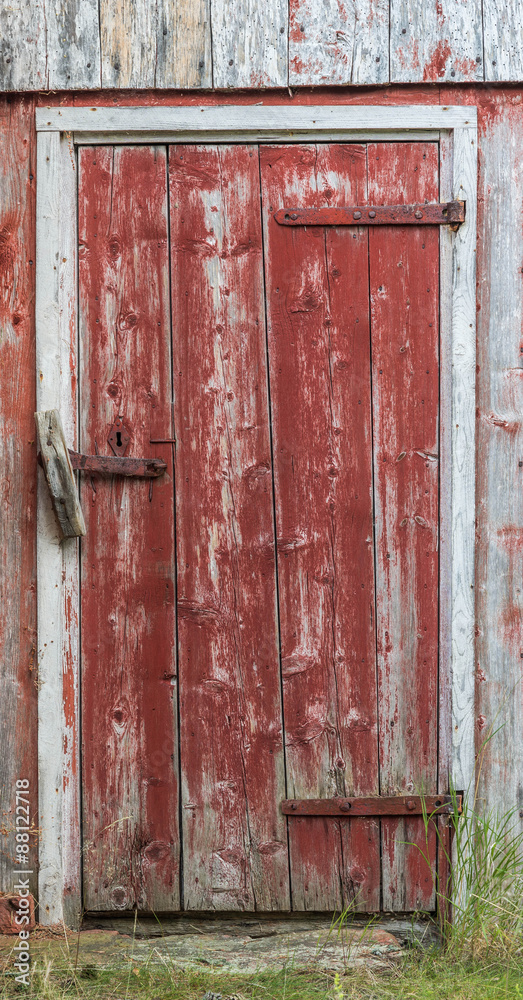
[79,140,442,914]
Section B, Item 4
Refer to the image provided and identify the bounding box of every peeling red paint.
[0,95,37,905]
[5,84,523,918]
[498,602,523,652]
[423,40,452,81]
[79,145,180,911]
[497,525,523,552]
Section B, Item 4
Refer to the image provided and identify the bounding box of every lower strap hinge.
[282,794,461,817]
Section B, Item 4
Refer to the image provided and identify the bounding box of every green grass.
[2,953,523,1000]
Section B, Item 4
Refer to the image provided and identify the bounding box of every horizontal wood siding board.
[7,11,523,87]
[289,0,389,86]
[0,97,38,901]
[36,106,477,134]
[260,142,380,912]
[390,0,484,83]
[170,144,289,911]
[211,0,287,87]
[79,145,180,912]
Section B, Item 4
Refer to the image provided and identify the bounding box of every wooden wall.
[0,96,38,901]
[1,1,523,91]
[0,86,522,902]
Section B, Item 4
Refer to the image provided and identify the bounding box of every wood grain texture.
[211,0,288,88]
[289,0,389,86]
[34,410,86,538]
[0,1,47,90]
[390,0,483,82]
[448,124,477,796]
[0,97,37,902]
[483,0,523,81]
[36,105,475,137]
[260,144,380,912]
[100,0,211,88]
[36,127,82,925]
[437,132,453,802]
[169,144,289,911]
[368,142,439,911]
[56,131,82,929]
[475,105,523,830]
[79,146,180,912]
[45,0,101,89]
[8,6,523,89]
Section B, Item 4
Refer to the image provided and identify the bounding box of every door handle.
[35,409,166,540]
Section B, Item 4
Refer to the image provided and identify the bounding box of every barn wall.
[1,1,523,91]
[0,85,522,899]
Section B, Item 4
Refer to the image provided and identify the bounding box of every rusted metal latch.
[35,408,167,541]
[68,451,166,478]
[282,794,461,817]
[275,201,465,230]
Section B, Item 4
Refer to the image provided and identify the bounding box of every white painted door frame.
[35,104,477,926]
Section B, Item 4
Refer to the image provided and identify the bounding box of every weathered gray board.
[475,105,523,826]
[2,0,523,90]
[35,410,86,539]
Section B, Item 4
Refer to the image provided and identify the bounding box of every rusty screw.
[353,211,362,220]
[415,210,423,220]
[406,799,416,811]
[340,800,352,812]
[368,210,376,219]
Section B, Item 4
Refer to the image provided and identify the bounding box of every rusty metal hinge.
[274,201,465,229]
[282,795,461,817]
[68,450,166,478]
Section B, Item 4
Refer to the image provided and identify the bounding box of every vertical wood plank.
[260,144,380,912]
[437,131,453,801]
[156,0,212,88]
[0,98,38,903]
[368,142,440,911]
[53,129,82,928]
[170,144,289,911]
[211,0,288,88]
[36,127,81,924]
[100,0,211,88]
[483,1,523,81]
[45,0,101,89]
[0,2,47,90]
[475,106,523,829]
[289,0,389,86]
[79,146,180,912]
[390,0,483,83]
[450,123,477,798]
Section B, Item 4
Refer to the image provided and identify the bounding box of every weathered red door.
[79,140,442,914]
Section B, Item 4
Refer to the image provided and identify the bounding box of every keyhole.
[116,431,122,449]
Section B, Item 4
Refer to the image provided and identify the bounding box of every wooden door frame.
[35,104,477,927]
